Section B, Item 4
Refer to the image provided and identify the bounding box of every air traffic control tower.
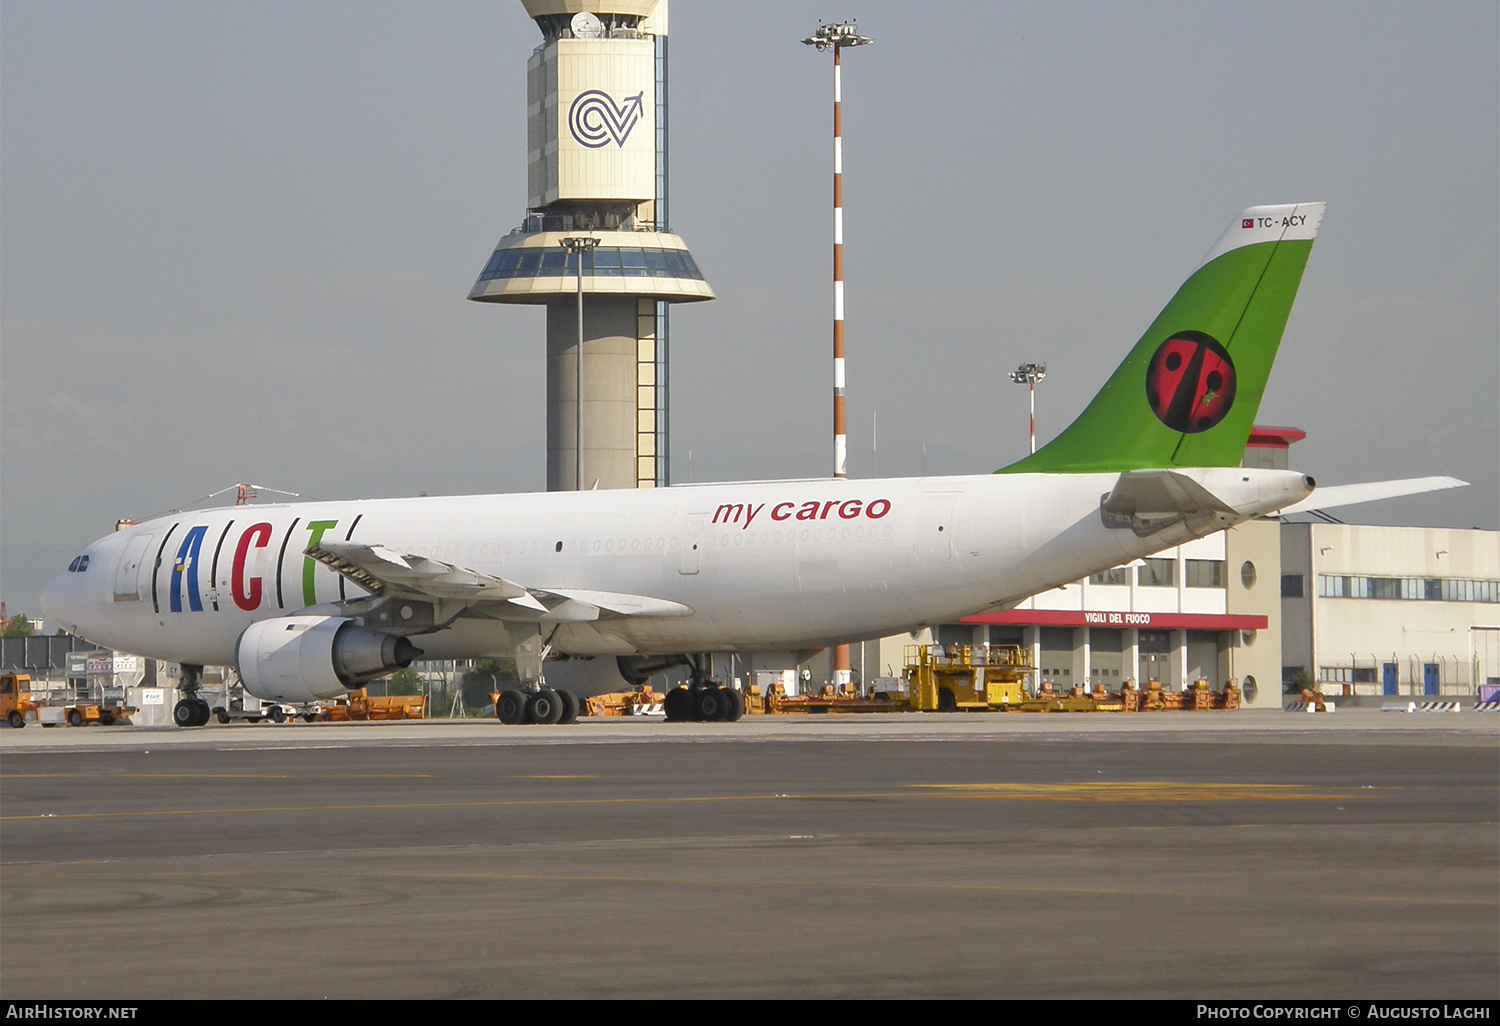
[469,1,713,491]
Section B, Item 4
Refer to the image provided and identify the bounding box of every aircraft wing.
[307,541,693,620]
[1278,476,1468,516]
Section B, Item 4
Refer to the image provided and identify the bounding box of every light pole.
[804,20,871,691]
[1010,362,1047,454]
[803,20,872,481]
[561,236,600,491]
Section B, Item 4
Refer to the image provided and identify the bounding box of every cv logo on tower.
[568,90,646,148]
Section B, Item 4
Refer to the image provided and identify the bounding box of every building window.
[1281,574,1304,598]
[1321,666,1353,684]
[1316,575,1499,603]
[1185,559,1224,588]
[1352,667,1377,684]
[1240,561,1257,589]
[1138,558,1175,587]
[1089,567,1129,586]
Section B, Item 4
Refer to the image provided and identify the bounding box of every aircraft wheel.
[8,711,25,729]
[663,687,691,722]
[215,708,231,725]
[173,700,198,728]
[725,689,745,722]
[194,699,212,726]
[694,687,729,722]
[556,688,579,724]
[496,689,527,724]
[527,688,563,725]
[268,706,287,724]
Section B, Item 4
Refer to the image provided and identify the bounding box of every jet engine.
[236,615,421,704]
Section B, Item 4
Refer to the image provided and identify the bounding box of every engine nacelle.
[236,615,421,703]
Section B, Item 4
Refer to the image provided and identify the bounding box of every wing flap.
[306,541,693,620]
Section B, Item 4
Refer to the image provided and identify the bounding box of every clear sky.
[3,1,1497,622]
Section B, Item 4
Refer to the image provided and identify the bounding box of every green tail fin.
[1000,203,1324,474]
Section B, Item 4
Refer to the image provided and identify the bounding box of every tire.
[99,714,115,726]
[694,687,729,722]
[725,688,745,722]
[663,687,691,722]
[8,711,24,729]
[173,700,198,727]
[194,699,212,727]
[67,709,84,727]
[556,688,579,724]
[527,688,563,725]
[215,708,230,725]
[303,713,317,723]
[496,689,527,724]
[268,706,287,724]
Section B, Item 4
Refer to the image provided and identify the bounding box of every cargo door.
[679,514,706,575]
[113,532,157,602]
[919,492,959,563]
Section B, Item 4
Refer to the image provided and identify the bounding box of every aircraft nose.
[40,570,74,629]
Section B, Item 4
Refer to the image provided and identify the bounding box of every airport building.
[954,521,1282,706]
[1280,522,1500,698]
[469,0,713,491]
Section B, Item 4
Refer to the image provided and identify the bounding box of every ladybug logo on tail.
[1145,330,1237,433]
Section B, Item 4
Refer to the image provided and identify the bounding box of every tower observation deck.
[470,0,713,491]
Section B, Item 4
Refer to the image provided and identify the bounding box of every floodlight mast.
[1010,362,1047,454]
[802,20,872,482]
[804,20,872,692]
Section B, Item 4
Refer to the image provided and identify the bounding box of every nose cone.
[40,568,79,632]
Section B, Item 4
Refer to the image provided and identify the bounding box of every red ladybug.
[1145,331,1237,433]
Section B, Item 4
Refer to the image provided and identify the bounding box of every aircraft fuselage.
[42,468,1312,668]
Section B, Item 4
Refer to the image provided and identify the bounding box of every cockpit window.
[68,554,90,573]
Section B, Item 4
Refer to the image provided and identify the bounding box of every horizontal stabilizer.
[1102,470,1236,518]
[1278,476,1467,515]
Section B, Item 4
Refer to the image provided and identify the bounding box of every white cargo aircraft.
[40,203,1462,726]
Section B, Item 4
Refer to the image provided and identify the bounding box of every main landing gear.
[172,664,212,727]
[663,657,744,723]
[495,686,579,725]
[497,627,579,725]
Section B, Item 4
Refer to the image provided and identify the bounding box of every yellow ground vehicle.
[1,673,39,728]
[319,689,427,721]
[62,701,133,727]
[900,644,1032,711]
